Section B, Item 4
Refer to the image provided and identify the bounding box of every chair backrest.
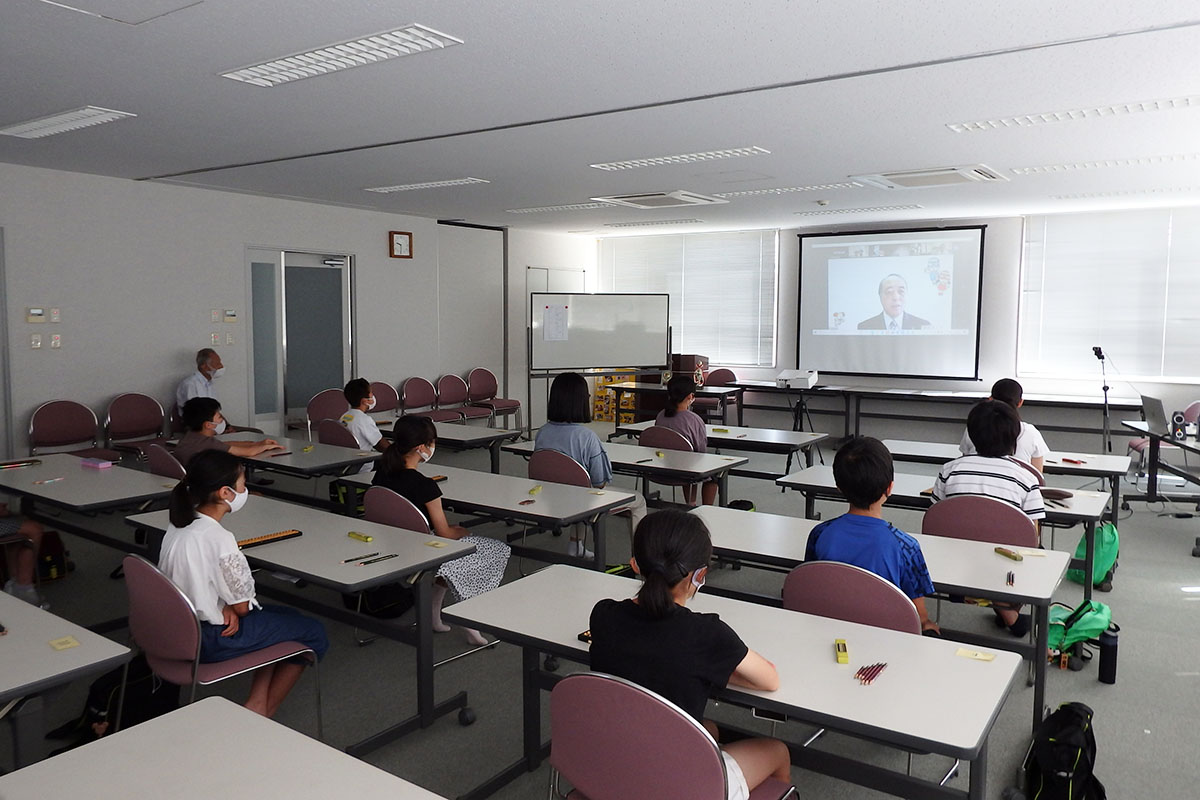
[467,367,499,402]
[106,392,165,443]
[705,368,737,387]
[436,374,470,407]
[317,418,360,449]
[400,377,438,412]
[550,672,727,800]
[1185,400,1200,424]
[529,448,592,488]
[369,381,400,415]
[782,561,922,635]
[921,495,1039,547]
[29,400,100,453]
[122,554,202,672]
[639,425,693,452]
[145,443,187,480]
[363,486,432,534]
[306,389,349,426]
[168,402,186,436]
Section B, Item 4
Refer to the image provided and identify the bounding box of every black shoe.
[1007,614,1031,638]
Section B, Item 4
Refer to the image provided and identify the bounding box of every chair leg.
[311,656,323,741]
[940,759,961,785]
[111,660,131,733]
[353,593,378,646]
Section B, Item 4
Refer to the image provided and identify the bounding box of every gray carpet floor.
[4,425,1193,798]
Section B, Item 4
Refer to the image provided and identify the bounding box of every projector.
[776,370,818,389]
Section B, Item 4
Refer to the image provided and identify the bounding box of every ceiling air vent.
[852,165,1009,190]
[590,190,729,209]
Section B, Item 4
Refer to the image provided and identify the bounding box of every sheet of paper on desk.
[543,305,568,341]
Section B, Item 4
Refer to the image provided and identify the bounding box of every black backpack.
[1025,702,1106,800]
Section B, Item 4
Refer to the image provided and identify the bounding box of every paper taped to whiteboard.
[544,304,568,341]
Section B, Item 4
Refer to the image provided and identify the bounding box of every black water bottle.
[1098,629,1118,684]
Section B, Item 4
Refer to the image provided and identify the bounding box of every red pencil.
[867,663,888,684]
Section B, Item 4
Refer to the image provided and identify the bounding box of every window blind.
[1020,207,1200,380]
[598,230,778,367]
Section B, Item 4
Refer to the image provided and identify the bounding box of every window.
[598,230,778,367]
[1020,207,1200,381]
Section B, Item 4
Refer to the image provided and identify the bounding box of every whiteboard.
[530,293,670,370]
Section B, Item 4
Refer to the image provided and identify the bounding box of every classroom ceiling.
[3,0,1200,234]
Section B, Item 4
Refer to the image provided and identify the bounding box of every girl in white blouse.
[158,450,328,718]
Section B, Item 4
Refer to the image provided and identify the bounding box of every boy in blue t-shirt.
[804,436,939,635]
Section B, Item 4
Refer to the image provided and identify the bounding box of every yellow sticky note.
[529,485,543,495]
[302,445,314,453]
[955,647,996,662]
[655,451,665,457]
[1018,549,1047,557]
[713,428,730,433]
[425,540,448,548]
[50,636,80,651]
[589,490,606,495]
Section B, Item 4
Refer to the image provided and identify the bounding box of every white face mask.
[209,366,224,380]
[419,444,435,463]
[212,419,227,435]
[367,396,377,411]
[690,568,706,592]
[224,486,248,513]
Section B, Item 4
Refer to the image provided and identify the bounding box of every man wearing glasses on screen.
[857,274,931,331]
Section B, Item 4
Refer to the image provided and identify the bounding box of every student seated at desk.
[959,378,1048,473]
[655,375,718,506]
[534,372,646,559]
[339,378,389,470]
[174,398,282,468]
[372,416,510,647]
[804,437,940,635]
[0,502,47,607]
[935,400,1045,637]
[158,450,328,718]
[590,510,792,799]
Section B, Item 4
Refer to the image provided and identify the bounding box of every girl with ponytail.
[589,510,792,798]
[159,450,328,718]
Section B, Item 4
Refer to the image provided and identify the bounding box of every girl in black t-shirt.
[589,510,792,798]
[373,416,510,646]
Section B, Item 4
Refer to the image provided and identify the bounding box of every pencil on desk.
[269,451,293,458]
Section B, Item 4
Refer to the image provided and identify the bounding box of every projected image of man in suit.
[857,274,931,331]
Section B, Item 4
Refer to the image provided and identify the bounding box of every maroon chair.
[105,392,169,458]
[436,374,493,423]
[467,367,522,429]
[1128,399,1200,472]
[921,495,1038,547]
[400,377,464,422]
[28,400,121,460]
[639,425,696,501]
[144,443,186,481]
[692,368,738,424]
[363,486,432,534]
[167,402,186,438]
[549,672,796,800]
[782,561,921,634]
[305,389,349,439]
[369,381,400,416]
[121,555,321,736]
[528,448,592,488]
[316,418,361,449]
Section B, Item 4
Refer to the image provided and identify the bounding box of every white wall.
[0,163,505,455]
[506,229,597,429]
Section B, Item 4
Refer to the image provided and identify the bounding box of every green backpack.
[1047,601,1113,653]
[1066,521,1118,587]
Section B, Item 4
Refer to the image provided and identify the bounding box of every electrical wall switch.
[210,309,221,323]
[226,333,235,345]
[49,334,61,349]
[49,308,61,322]
[210,332,220,345]
[26,307,45,323]
[31,334,41,349]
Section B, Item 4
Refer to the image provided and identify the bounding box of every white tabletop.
[433,422,522,446]
[882,439,1130,477]
[1122,419,1200,455]
[609,381,742,397]
[340,464,638,526]
[220,434,379,474]
[777,465,1111,523]
[444,565,1020,757]
[503,440,747,480]
[692,505,1069,604]
[0,454,175,511]
[0,592,130,702]
[0,697,447,798]
[128,496,474,593]
[617,420,827,452]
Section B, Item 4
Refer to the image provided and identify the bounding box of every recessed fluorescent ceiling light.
[603,219,704,228]
[590,146,769,171]
[794,205,923,216]
[714,182,862,197]
[222,24,463,87]
[0,106,136,139]
[1052,187,1200,200]
[364,177,488,193]
[947,94,1200,133]
[507,202,613,213]
[1012,153,1200,174]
